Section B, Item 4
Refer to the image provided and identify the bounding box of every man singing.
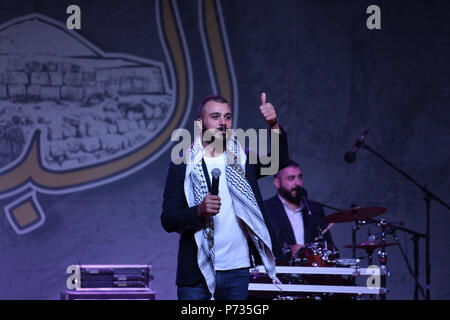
[161,93,288,300]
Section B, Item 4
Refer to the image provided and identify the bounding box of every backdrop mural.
[0,0,449,299]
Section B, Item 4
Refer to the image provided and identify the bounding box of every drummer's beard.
[279,185,302,206]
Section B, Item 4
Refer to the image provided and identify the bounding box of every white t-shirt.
[203,152,250,270]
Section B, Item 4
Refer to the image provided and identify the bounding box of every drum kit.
[248,138,447,300]
[250,205,397,300]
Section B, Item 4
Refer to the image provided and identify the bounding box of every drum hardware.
[292,256,309,265]
[316,225,325,244]
[287,242,344,289]
[343,230,394,301]
[377,219,388,300]
[342,215,429,300]
[335,259,360,268]
[319,206,393,299]
[292,242,339,268]
[352,220,359,259]
[314,222,335,242]
[350,218,372,259]
[324,206,387,224]
[343,237,396,252]
[324,206,387,260]
[271,190,436,300]
[272,199,432,300]
[343,240,395,267]
[368,219,427,300]
[351,220,389,300]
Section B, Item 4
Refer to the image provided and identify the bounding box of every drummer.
[264,160,335,261]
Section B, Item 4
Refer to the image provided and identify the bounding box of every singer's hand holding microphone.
[197,168,221,217]
[198,195,221,217]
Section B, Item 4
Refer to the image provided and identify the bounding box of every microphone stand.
[361,143,450,300]
[391,229,425,299]
[309,201,343,212]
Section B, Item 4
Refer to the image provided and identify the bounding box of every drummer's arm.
[318,208,336,247]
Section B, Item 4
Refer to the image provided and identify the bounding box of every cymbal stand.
[368,217,426,300]
[364,230,377,266]
[377,219,388,301]
[352,219,367,259]
[366,247,375,300]
[316,225,327,249]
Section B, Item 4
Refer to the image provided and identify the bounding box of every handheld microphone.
[344,130,369,163]
[211,168,221,195]
[296,186,312,216]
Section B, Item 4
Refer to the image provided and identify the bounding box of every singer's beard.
[279,186,302,205]
[204,127,228,150]
[209,135,227,150]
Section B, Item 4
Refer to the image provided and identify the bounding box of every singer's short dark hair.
[197,95,230,118]
[275,160,300,179]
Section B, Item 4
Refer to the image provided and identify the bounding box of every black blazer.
[161,129,289,286]
[264,195,334,261]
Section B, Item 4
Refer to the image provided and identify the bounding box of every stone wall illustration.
[0,58,172,169]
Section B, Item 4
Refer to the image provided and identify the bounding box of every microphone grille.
[344,151,356,163]
[296,186,308,198]
[211,168,221,179]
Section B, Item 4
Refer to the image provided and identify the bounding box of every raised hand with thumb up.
[259,92,280,129]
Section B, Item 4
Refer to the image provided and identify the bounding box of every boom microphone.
[296,186,312,216]
[344,130,369,163]
[211,168,221,195]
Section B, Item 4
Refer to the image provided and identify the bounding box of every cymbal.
[324,206,387,223]
[343,241,395,251]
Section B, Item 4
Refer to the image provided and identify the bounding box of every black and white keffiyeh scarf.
[183,134,278,298]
